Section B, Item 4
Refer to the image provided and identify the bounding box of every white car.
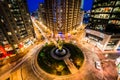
[95,61,102,70]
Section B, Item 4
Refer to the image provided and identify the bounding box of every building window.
[94,14,110,19]
[113,7,120,12]
[27,13,29,15]
[10,9,13,12]
[111,15,115,18]
[7,32,12,35]
[8,4,12,8]
[1,19,4,23]
[14,30,17,33]
[14,44,18,48]
[3,41,9,45]
[116,1,120,6]
[14,18,17,21]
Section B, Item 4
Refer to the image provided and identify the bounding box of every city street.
[64,58,78,74]
[7,39,118,80]
[0,19,118,80]
[0,0,120,80]
[0,42,44,80]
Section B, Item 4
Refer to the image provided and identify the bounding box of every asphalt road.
[9,40,118,80]
[2,19,118,80]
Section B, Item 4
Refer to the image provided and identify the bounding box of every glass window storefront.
[86,33,103,42]
[113,7,120,12]
[94,14,110,19]
[95,7,112,13]
[108,20,120,25]
[106,40,119,50]
[116,1,120,6]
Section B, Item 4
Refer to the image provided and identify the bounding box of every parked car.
[95,61,102,70]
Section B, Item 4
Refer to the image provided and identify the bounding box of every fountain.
[51,39,70,60]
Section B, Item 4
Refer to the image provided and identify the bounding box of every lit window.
[10,9,13,12]
[111,15,115,18]
[93,5,96,8]
[21,21,23,23]
[14,18,17,21]
[14,9,19,11]
[98,4,101,6]
[7,32,12,35]
[29,20,31,22]
[118,21,120,25]
[21,35,24,38]
[18,17,21,20]
[17,26,20,28]
[113,7,120,12]
[21,28,25,30]
[3,41,8,45]
[108,20,112,24]
[14,30,17,33]
[27,13,29,15]
[8,4,12,8]
[98,20,100,22]
[1,19,4,23]
[14,44,18,48]
[60,9,63,12]
[116,1,120,6]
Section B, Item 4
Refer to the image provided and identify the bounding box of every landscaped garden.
[37,42,84,75]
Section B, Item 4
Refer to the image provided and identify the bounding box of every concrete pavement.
[6,39,118,80]
[0,19,118,80]
[64,58,78,74]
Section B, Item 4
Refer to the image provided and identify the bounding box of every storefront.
[86,33,103,42]
[85,29,111,51]
[18,37,34,53]
[105,40,119,50]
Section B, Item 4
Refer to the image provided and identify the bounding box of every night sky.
[83,0,93,11]
[27,0,44,13]
[27,0,93,13]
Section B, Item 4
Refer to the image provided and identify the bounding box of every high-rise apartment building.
[43,0,82,34]
[85,0,120,51]
[0,0,35,57]
[38,3,46,24]
[88,0,120,33]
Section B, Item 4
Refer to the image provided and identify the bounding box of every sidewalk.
[80,41,106,61]
[102,50,120,54]
[0,42,40,79]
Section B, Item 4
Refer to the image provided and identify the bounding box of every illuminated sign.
[0,45,7,57]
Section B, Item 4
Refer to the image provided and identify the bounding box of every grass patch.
[37,43,84,75]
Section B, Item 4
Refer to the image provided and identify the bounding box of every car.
[95,61,102,70]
